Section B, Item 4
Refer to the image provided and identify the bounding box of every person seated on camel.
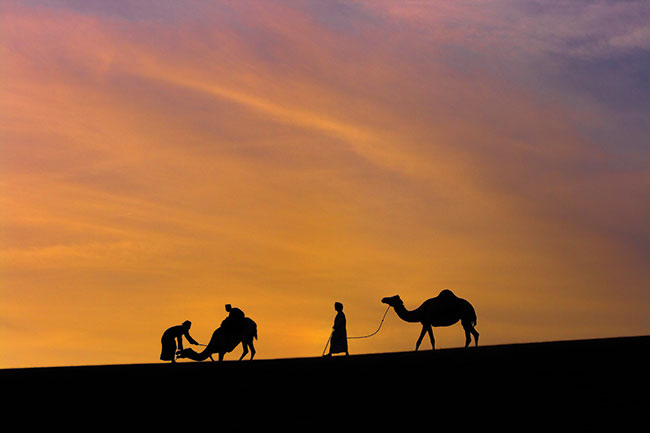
[221,304,246,334]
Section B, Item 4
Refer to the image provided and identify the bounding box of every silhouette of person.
[221,304,245,333]
[160,320,199,363]
[325,302,348,356]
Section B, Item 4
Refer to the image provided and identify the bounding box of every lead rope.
[322,305,391,356]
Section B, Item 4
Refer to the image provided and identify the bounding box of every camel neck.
[393,303,421,323]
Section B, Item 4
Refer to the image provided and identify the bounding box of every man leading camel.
[325,302,349,356]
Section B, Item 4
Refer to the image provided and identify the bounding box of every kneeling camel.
[177,317,258,362]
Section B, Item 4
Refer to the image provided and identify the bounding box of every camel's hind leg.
[462,321,479,347]
[239,339,256,360]
[239,343,249,361]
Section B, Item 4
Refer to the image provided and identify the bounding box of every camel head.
[381,295,403,308]
[175,348,190,359]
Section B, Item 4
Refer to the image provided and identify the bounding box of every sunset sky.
[1,0,649,368]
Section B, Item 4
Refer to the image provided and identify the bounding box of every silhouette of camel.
[381,289,478,350]
[176,317,258,361]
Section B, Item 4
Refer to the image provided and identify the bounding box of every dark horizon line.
[1,333,647,372]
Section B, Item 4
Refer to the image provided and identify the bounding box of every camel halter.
[322,305,391,356]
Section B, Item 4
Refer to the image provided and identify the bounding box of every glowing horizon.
[1,0,649,368]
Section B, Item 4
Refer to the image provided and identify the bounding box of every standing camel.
[381,290,478,350]
[176,317,258,362]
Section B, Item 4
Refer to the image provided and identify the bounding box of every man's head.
[225,304,232,312]
[182,320,192,329]
[334,302,343,312]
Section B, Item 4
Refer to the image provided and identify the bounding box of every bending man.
[160,320,199,363]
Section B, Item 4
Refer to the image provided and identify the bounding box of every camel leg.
[464,328,471,347]
[239,343,249,361]
[416,325,428,351]
[426,325,435,350]
[249,342,256,360]
[462,321,479,347]
[218,352,225,362]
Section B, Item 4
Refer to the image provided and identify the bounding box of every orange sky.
[2,1,649,368]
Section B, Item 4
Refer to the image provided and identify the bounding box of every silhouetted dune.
[3,336,648,424]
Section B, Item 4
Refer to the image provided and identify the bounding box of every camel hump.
[438,289,457,299]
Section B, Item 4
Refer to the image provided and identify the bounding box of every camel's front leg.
[415,325,428,351]
[426,325,435,350]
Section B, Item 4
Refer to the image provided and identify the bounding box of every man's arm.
[184,331,199,345]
